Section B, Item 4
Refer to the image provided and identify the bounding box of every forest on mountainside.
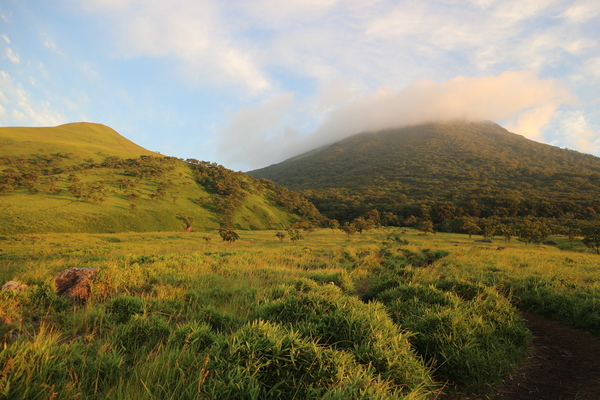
[249,121,600,227]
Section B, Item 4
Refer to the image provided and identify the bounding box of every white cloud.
[554,110,600,153]
[0,70,67,126]
[237,0,341,28]
[43,37,64,56]
[75,0,270,92]
[5,47,20,63]
[218,93,298,167]
[573,57,600,83]
[1,34,9,44]
[219,71,575,170]
[72,0,600,97]
[560,0,600,23]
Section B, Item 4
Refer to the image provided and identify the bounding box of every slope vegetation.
[249,121,600,221]
[0,123,321,234]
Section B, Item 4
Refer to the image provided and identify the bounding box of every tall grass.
[1,228,599,398]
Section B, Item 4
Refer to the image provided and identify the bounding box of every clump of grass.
[369,277,530,394]
[202,320,404,399]
[251,281,434,396]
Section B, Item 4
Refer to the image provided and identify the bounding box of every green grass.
[1,228,599,398]
[0,123,157,159]
[0,123,305,233]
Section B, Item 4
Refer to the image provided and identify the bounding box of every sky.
[1,0,600,171]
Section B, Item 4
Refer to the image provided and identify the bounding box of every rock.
[474,239,493,243]
[496,246,506,251]
[1,281,28,291]
[53,268,98,302]
[543,240,558,246]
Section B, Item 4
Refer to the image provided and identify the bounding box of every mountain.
[248,121,600,222]
[0,123,321,234]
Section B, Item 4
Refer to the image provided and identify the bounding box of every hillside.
[0,123,157,159]
[249,121,600,222]
[0,123,322,234]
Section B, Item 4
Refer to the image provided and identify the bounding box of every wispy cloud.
[5,47,19,64]
[77,0,269,92]
[0,70,67,126]
[43,37,64,56]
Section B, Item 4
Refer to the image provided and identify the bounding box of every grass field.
[1,228,598,398]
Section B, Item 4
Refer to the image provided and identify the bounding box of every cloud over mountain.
[219,71,575,170]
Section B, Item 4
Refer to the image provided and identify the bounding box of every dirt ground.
[476,313,600,400]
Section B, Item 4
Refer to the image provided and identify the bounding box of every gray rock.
[1,281,27,291]
[54,268,98,302]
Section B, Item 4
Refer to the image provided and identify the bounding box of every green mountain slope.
[248,121,600,221]
[0,123,321,234]
[0,123,157,159]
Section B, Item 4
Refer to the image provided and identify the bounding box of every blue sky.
[1,0,599,171]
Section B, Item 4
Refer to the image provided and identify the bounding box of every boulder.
[1,281,28,291]
[474,239,493,243]
[54,268,98,302]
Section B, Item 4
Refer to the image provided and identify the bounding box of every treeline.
[303,187,600,223]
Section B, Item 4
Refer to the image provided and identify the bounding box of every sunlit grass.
[0,227,598,398]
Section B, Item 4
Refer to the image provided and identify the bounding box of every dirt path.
[489,313,600,400]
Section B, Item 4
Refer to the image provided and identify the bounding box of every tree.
[516,218,550,245]
[499,223,515,243]
[353,216,373,234]
[327,219,340,232]
[479,218,499,240]
[287,227,303,243]
[461,217,481,238]
[404,215,418,228]
[127,192,141,210]
[275,231,286,242]
[565,227,580,248]
[417,219,434,235]
[340,222,357,239]
[381,211,398,226]
[582,224,600,254]
[219,228,239,244]
[365,209,381,228]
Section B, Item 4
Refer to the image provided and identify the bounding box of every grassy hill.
[0,123,321,234]
[248,120,600,222]
[0,123,156,159]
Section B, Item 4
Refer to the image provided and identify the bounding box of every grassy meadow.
[1,228,599,399]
